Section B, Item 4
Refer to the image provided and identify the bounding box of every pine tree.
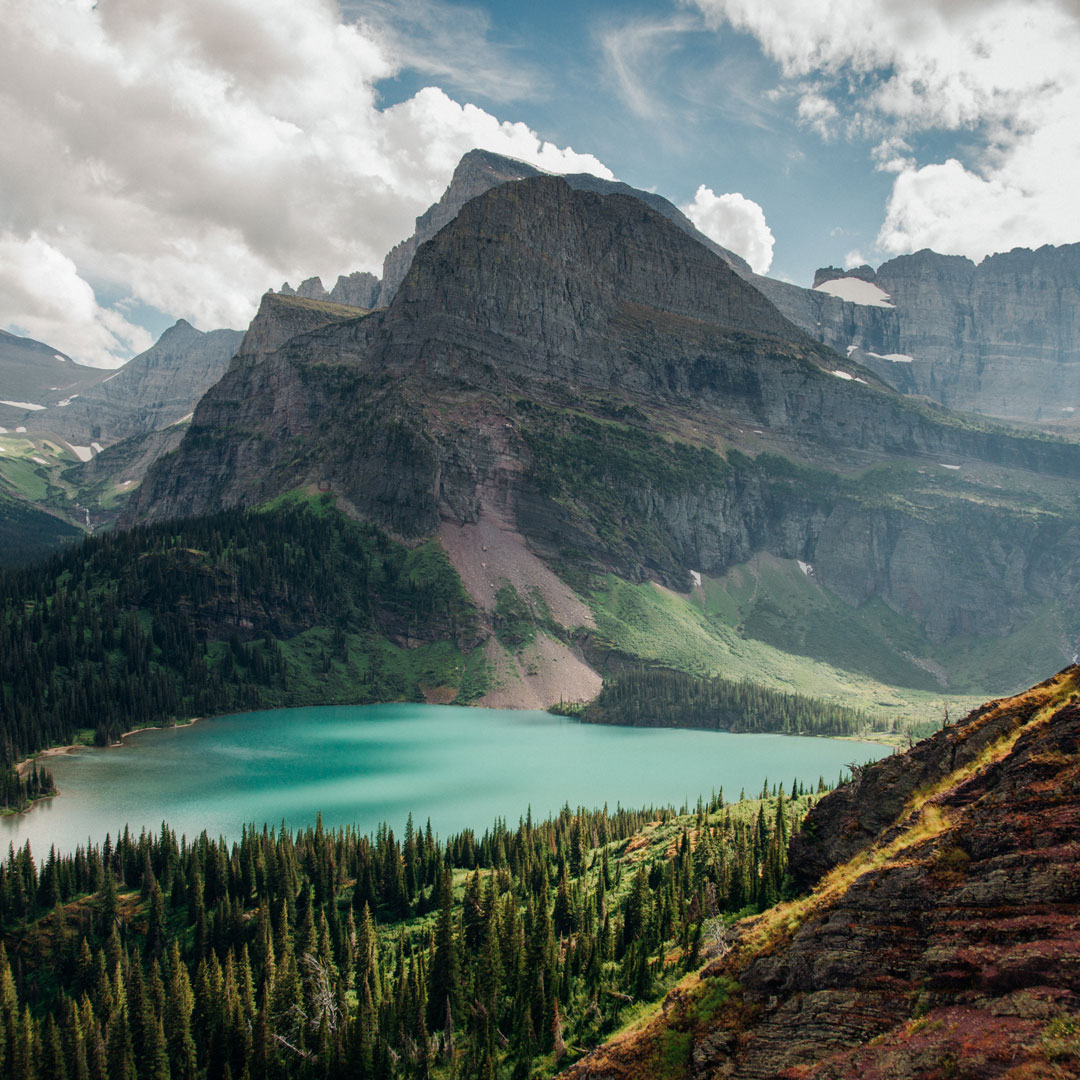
[426,868,460,1034]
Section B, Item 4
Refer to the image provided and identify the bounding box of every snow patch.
[91,441,103,453]
[690,570,702,588]
[15,426,26,433]
[118,479,135,488]
[102,370,122,383]
[67,444,93,462]
[0,427,6,434]
[0,447,6,453]
[845,344,858,356]
[56,395,79,407]
[798,560,814,577]
[53,354,66,362]
[0,399,46,411]
[171,412,193,426]
[831,369,854,380]
[868,351,914,363]
[938,463,961,470]
[1063,406,1076,414]
[30,455,48,465]
[813,278,895,307]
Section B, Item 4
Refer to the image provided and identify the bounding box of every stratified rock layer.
[758,244,1080,424]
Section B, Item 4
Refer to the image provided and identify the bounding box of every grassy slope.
[589,573,983,729]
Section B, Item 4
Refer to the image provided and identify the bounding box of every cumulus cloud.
[0,233,153,366]
[681,185,775,273]
[689,0,1080,259]
[0,0,611,365]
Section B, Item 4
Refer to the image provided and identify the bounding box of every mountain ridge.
[125,175,1080,699]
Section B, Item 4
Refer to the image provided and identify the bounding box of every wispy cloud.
[596,14,700,123]
[343,0,541,102]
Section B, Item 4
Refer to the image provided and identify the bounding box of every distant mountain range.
[122,170,1080,706]
[4,148,1080,706]
[281,147,1080,428]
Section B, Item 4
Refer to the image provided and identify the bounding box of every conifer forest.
[0,788,818,1079]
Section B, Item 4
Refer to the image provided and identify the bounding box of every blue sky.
[1,0,1077,365]
[368,0,895,283]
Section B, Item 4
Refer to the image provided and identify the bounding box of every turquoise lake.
[3,704,890,854]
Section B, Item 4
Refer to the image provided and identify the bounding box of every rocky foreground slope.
[563,666,1080,1079]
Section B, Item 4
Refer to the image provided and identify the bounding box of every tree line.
[0,497,476,790]
[0,763,55,815]
[0,786,820,1079]
[578,664,872,736]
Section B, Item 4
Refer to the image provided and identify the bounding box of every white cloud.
[871,136,915,175]
[0,234,152,367]
[0,0,611,364]
[796,90,839,138]
[597,15,700,122]
[681,185,775,273]
[689,0,1080,259]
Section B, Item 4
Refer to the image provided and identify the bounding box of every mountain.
[563,664,1080,1079]
[33,318,243,443]
[279,149,1080,431]
[753,244,1080,426]
[0,320,243,540]
[278,270,380,308]
[127,175,1080,702]
[376,148,751,308]
[0,329,111,428]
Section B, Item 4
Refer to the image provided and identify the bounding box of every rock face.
[563,666,1080,1080]
[759,244,1080,424]
[31,319,243,442]
[128,175,1080,680]
[278,271,379,309]
[375,148,751,308]
[278,147,753,320]
[0,329,110,426]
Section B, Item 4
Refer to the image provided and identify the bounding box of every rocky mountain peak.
[383,174,796,383]
[812,264,876,287]
[375,149,548,307]
[277,271,379,309]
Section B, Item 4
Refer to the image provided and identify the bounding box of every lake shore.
[1,703,892,856]
[16,716,204,779]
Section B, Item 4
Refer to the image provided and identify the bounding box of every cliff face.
[375,148,751,309]
[0,329,110,427]
[26,319,242,443]
[762,244,1080,425]
[128,176,1080,671]
[564,667,1080,1080]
